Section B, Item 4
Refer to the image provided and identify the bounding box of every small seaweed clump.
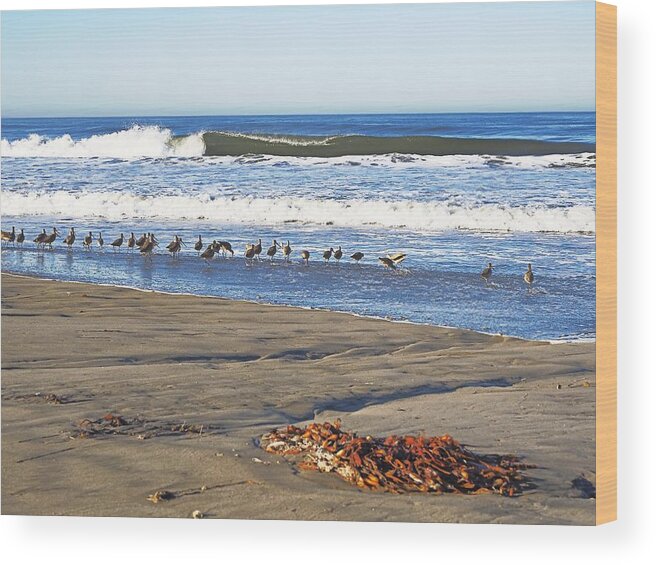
[261,420,530,496]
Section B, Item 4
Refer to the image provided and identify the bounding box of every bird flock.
[2,225,536,285]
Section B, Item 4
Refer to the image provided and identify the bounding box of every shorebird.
[333,246,343,262]
[323,247,334,263]
[1,226,16,246]
[245,244,256,261]
[83,231,93,249]
[42,227,60,250]
[63,227,76,248]
[16,229,25,246]
[194,235,203,255]
[253,238,263,260]
[139,234,157,258]
[267,240,278,260]
[219,241,234,257]
[301,250,310,266]
[481,262,493,282]
[166,235,183,258]
[127,232,136,251]
[387,252,407,266]
[350,251,364,264]
[378,256,397,270]
[111,233,124,251]
[200,242,216,262]
[135,233,147,248]
[33,229,46,247]
[281,240,292,261]
[524,263,535,287]
[97,232,104,248]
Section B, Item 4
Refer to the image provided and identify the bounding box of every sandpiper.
[378,256,397,269]
[194,235,203,255]
[127,232,136,251]
[97,232,104,248]
[219,241,234,257]
[301,250,310,266]
[481,262,493,282]
[135,233,147,248]
[281,240,292,261]
[267,240,278,260]
[253,238,263,260]
[42,227,60,250]
[33,229,47,248]
[1,226,16,246]
[111,233,124,251]
[524,263,535,287]
[323,247,334,263]
[200,242,216,261]
[245,244,256,261]
[83,231,93,249]
[16,229,25,246]
[333,246,343,262]
[63,227,76,248]
[350,251,364,264]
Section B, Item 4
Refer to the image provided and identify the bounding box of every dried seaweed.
[261,420,531,496]
[70,413,216,440]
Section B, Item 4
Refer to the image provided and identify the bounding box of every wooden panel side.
[595,1,617,526]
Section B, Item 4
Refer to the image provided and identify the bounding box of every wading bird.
[16,229,25,246]
[33,229,47,248]
[323,247,334,263]
[334,246,343,262]
[111,233,124,251]
[200,242,216,262]
[301,250,310,266]
[281,240,292,261]
[350,251,364,264]
[267,240,278,260]
[194,235,203,255]
[524,263,534,287]
[253,238,262,260]
[42,227,60,250]
[63,227,76,248]
[97,232,104,248]
[1,226,16,246]
[127,232,136,251]
[83,231,93,249]
[481,262,493,282]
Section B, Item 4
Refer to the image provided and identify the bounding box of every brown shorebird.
[63,227,76,248]
[253,238,263,260]
[83,231,93,249]
[301,250,310,266]
[219,241,234,257]
[139,234,157,258]
[194,235,203,255]
[378,256,397,270]
[322,247,334,263]
[267,240,278,260]
[333,246,343,262]
[33,229,47,247]
[524,263,535,287]
[350,251,364,264]
[481,262,493,282]
[166,235,183,257]
[245,244,255,261]
[281,240,292,261]
[111,233,124,251]
[387,252,407,265]
[200,242,216,262]
[97,232,104,248]
[127,232,136,251]
[1,226,16,246]
[135,233,147,247]
[42,227,60,250]
[16,229,25,246]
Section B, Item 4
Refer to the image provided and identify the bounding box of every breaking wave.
[1,191,595,234]
[1,126,595,167]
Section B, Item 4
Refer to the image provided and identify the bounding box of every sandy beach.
[1,273,596,524]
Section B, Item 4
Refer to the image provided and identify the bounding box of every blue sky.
[1,2,596,117]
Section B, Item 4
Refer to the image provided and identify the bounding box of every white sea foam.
[0,126,205,158]
[1,191,595,234]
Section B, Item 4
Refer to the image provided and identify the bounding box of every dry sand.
[1,273,596,524]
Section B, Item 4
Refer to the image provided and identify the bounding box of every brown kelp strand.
[70,413,215,440]
[261,420,531,496]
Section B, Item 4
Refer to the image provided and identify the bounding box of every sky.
[0,2,596,117]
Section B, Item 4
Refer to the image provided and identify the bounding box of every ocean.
[0,112,596,341]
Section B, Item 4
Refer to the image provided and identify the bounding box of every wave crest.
[1,126,205,158]
[1,191,595,234]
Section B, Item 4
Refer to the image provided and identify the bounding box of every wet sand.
[1,273,596,524]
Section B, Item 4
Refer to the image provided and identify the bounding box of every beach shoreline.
[1,273,596,523]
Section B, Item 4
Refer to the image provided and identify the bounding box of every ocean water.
[1,113,595,341]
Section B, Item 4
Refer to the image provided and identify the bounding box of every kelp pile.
[261,420,530,496]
